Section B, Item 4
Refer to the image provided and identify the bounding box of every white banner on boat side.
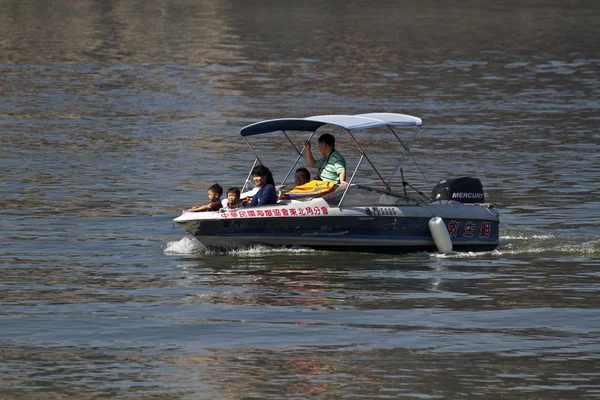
[220,205,329,219]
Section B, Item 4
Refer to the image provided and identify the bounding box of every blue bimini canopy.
[240,113,422,137]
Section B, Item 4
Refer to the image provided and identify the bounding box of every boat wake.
[429,232,599,259]
[496,233,599,257]
[163,236,316,256]
[165,231,599,258]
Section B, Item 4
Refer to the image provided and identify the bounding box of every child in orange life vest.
[188,183,223,212]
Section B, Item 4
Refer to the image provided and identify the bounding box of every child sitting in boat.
[188,183,223,212]
[295,167,311,186]
[224,187,243,210]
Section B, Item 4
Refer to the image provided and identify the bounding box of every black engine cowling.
[431,177,485,203]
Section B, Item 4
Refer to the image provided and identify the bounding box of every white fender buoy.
[429,217,453,253]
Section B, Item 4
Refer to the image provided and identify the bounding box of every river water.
[1,0,599,398]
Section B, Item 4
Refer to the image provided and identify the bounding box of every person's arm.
[246,192,259,207]
[190,200,222,212]
[304,141,317,168]
[339,171,347,185]
[189,204,211,212]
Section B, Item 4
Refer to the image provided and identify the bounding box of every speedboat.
[173,113,499,254]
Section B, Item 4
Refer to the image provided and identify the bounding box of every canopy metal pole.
[338,155,364,208]
[346,130,390,192]
[242,137,262,193]
[387,125,408,151]
[243,137,262,166]
[281,131,316,186]
[241,158,259,193]
[386,126,421,186]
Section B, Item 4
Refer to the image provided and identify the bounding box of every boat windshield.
[316,184,424,207]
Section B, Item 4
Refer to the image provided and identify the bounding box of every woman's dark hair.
[252,165,276,186]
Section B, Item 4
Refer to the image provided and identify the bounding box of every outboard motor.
[431,177,485,204]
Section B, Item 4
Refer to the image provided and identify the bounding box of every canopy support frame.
[386,126,421,187]
[280,130,316,187]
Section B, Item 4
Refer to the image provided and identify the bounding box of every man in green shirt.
[304,133,347,184]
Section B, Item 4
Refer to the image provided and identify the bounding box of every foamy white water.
[164,236,204,255]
